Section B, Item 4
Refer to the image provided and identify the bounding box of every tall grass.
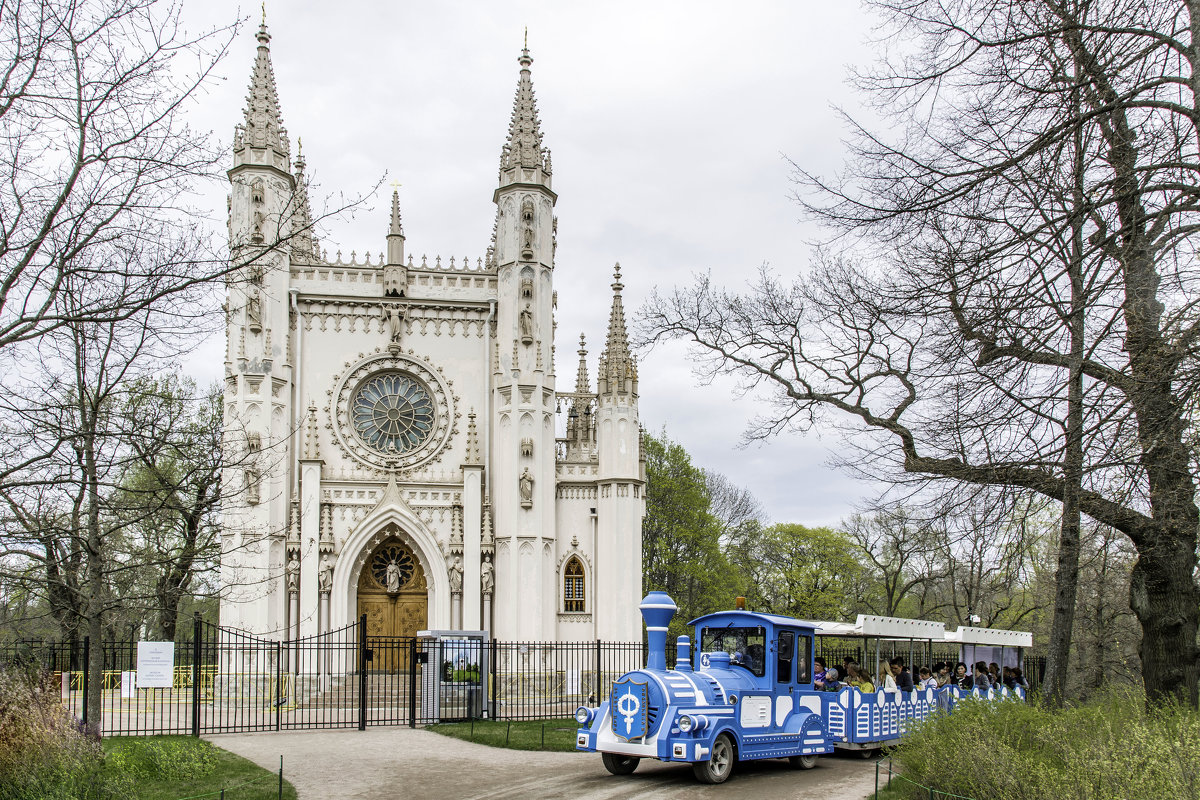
[0,668,127,800]
[894,687,1200,800]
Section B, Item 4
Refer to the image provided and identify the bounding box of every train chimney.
[639,592,677,671]
[676,635,692,672]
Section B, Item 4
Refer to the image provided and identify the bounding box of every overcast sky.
[178,0,885,526]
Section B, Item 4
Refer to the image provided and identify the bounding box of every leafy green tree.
[641,431,739,634]
[753,523,865,621]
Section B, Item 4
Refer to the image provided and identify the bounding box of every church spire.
[233,15,290,168]
[598,263,638,397]
[499,41,551,177]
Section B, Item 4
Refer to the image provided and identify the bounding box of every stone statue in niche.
[246,431,261,453]
[246,288,262,332]
[519,305,533,344]
[318,559,332,593]
[386,560,402,594]
[382,304,404,345]
[520,197,535,258]
[480,555,494,595]
[519,468,534,508]
[244,468,259,504]
[448,556,463,593]
[286,553,299,592]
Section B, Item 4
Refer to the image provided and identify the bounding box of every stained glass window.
[352,373,435,455]
[564,557,585,612]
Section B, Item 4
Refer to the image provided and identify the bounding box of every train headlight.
[678,714,694,732]
[574,706,593,725]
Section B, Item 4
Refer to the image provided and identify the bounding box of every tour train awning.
[944,626,1033,647]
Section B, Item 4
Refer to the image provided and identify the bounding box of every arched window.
[563,557,585,613]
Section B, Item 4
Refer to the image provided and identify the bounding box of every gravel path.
[208,727,881,800]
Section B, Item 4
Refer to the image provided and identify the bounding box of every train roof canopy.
[945,626,1034,647]
[800,614,946,641]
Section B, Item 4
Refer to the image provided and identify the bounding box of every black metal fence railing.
[0,623,1051,737]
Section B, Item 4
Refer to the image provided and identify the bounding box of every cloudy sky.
[178,0,885,526]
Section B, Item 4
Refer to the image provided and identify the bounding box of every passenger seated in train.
[823,668,841,691]
[918,666,937,689]
[813,658,828,690]
[878,660,898,692]
[846,663,874,692]
[989,662,1001,686]
[954,661,972,690]
[1012,667,1029,689]
[935,662,952,687]
[890,657,915,691]
[973,661,992,689]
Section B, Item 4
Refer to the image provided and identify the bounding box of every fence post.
[875,759,879,799]
[408,637,417,728]
[358,614,367,731]
[275,640,282,732]
[81,636,89,728]
[191,613,202,737]
[490,639,497,719]
[278,755,283,800]
[594,639,601,704]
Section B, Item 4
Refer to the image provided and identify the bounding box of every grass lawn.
[101,736,298,800]
[425,718,582,752]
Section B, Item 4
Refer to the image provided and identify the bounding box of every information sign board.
[136,641,175,689]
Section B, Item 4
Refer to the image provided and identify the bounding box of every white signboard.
[136,641,175,689]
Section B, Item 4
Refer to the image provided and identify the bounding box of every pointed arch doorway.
[357,534,428,672]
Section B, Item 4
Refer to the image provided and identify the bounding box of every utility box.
[417,630,489,722]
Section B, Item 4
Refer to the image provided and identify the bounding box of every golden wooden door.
[357,537,427,672]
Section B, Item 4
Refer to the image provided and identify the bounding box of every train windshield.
[700,626,767,677]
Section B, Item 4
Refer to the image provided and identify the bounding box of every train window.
[777,631,794,684]
[797,634,813,683]
[700,626,767,677]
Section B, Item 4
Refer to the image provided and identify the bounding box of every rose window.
[351,373,435,455]
[370,543,416,590]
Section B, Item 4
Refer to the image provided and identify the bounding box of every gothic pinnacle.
[575,332,590,395]
[235,11,289,162]
[500,39,550,174]
[389,189,404,236]
[601,262,636,395]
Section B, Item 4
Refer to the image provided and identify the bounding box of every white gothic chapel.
[219,22,645,644]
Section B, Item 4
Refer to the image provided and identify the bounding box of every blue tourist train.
[574,592,1030,783]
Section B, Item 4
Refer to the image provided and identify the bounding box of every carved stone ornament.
[519,468,534,508]
[330,351,456,471]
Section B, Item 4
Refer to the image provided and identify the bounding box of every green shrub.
[0,668,129,800]
[104,736,218,782]
[892,687,1200,800]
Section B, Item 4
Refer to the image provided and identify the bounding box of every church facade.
[219,22,645,645]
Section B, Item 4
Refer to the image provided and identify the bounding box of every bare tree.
[843,506,942,618]
[639,0,1200,705]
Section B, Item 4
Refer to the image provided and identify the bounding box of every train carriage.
[575,592,1030,784]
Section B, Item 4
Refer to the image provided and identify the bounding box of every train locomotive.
[575,591,1028,784]
[574,592,832,784]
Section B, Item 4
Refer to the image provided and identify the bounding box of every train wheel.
[788,753,819,770]
[692,734,735,784]
[857,747,880,759]
[601,753,640,775]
